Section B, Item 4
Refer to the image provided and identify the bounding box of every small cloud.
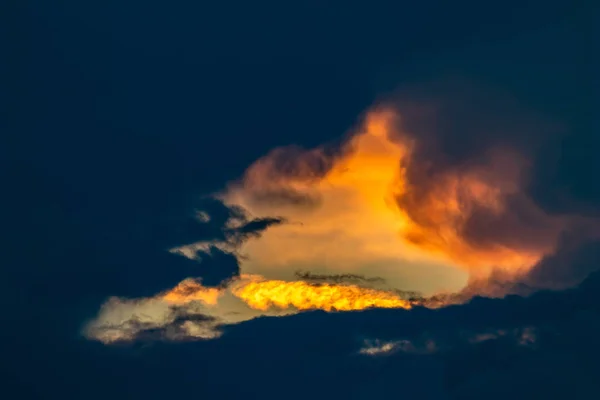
[359,326,537,358]
[195,210,211,223]
[359,338,436,356]
[359,339,406,356]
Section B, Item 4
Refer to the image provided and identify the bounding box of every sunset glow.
[87,104,567,344]
[230,276,413,312]
[220,108,558,284]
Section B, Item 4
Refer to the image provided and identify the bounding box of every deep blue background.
[3,1,598,398]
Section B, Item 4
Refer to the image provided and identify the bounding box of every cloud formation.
[359,327,537,357]
[86,82,600,345]
[215,93,595,293]
[84,273,415,343]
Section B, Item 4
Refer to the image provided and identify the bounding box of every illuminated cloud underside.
[84,275,414,343]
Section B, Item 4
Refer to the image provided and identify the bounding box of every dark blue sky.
[3,1,598,399]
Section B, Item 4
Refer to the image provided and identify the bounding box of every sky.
[4,1,599,399]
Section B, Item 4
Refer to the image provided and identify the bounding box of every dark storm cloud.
[458,225,600,298]
[523,233,600,292]
[373,76,598,289]
[442,274,600,399]
[197,270,600,399]
[391,81,556,166]
[529,129,600,218]
[459,195,559,251]
[388,81,567,252]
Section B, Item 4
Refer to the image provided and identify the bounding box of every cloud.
[83,273,417,344]
[83,294,225,343]
[204,90,594,298]
[294,271,387,285]
[85,80,600,347]
[231,83,600,298]
[359,327,537,357]
[380,86,574,279]
[522,233,600,291]
[359,339,411,356]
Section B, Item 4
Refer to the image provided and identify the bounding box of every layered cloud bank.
[85,85,598,344]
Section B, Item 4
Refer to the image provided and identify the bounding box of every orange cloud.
[218,107,564,289]
[216,110,465,295]
[230,275,412,312]
[86,98,572,344]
